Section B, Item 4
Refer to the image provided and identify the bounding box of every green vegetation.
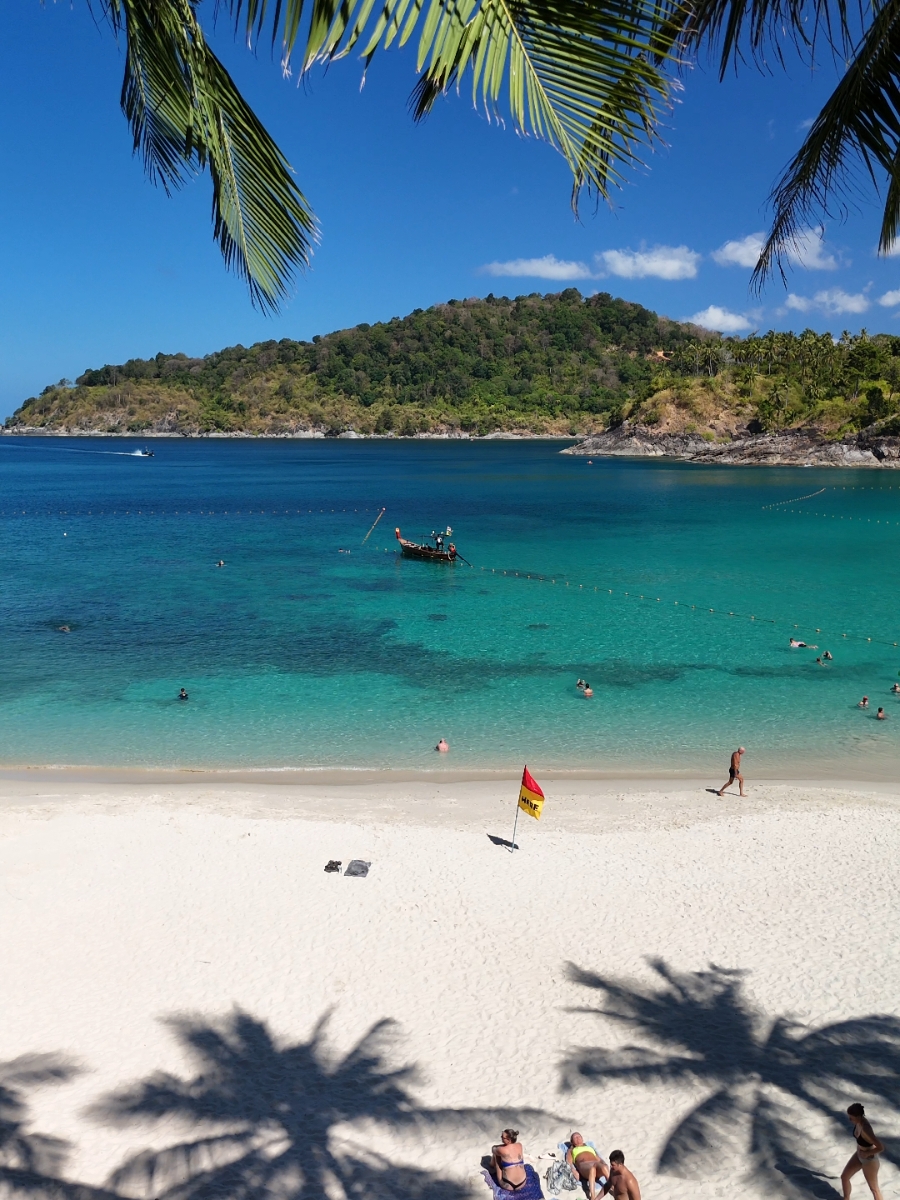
[7,291,900,439]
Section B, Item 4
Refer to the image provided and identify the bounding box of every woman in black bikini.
[841,1103,885,1200]
[492,1128,527,1191]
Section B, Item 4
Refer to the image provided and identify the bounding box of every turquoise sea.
[1,437,899,777]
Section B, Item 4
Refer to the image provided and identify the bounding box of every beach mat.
[481,1165,543,1200]
[345,860,371,877]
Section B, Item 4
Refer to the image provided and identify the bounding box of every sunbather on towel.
[492,1128,527,1191]
[566,1133,609,1197]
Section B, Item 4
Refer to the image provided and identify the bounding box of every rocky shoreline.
[563,423,900,467]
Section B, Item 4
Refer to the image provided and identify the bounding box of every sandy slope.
[1,778,898,1200]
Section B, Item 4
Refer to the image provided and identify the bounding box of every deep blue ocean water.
[1,437,899,776]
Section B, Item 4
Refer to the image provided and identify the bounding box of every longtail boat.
[395,527,458,562]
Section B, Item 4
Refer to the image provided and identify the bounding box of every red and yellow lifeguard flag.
[518,766,545,820]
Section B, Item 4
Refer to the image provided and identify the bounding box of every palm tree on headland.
[92,1008,550,1200]
[562,959,900,1199]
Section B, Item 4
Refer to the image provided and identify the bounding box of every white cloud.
[879,289,900,306]
[789,228,838,270]
[481,254,592,281]
[712,226,838,271]
[712,233,765,269]
[595,244,700,280]
[686,305,754,333]
[785,288,870,316]
[797,117,815,131]
[877,243,900,258]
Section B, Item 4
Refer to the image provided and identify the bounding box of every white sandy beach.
[1,774,899,1200]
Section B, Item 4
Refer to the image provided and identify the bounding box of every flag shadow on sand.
[561,958,900,1199]
[87,1009,555,1200]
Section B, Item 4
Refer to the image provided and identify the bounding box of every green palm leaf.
[229,0,677,208]
[752,0,900,284]
[109,0,316,311]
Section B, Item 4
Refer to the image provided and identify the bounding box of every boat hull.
[399,542,456,562]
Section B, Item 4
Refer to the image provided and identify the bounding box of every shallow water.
[1,437,898,775]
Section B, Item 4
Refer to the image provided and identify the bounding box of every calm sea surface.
[1,437,899,776]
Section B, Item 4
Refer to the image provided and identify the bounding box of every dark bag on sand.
[345,860,371,877]
[324,860,342,873]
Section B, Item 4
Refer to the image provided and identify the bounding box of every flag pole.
[509,795,520,853]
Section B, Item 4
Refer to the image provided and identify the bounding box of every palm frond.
[225,0,677,209]
[109,0,316,310]
[753,0,900,286]
[659,0,861,78]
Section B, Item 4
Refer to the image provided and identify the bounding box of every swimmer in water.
[216,560,225,567]
[583,684,593,697]
[858,696,869,709]
[892,684,900,694]
[436,738,449,752]
[790,638,807,648]
[877,707,887,720]
[179,688,189,701]
[576,678,586,691]
[57,625,71,633]
[824,650,833,660]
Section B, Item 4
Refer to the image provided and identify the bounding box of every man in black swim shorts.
[717,746,746,797]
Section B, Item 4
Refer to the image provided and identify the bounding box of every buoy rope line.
[0,507,378,517]
[772,509,900,525]
[368,546,900,650]
[761,487,827,509]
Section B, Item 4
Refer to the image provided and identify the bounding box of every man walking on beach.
[717,746,746,797]
[602,1151,640,1200]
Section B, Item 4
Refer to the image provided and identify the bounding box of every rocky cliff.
[562,423,900,468]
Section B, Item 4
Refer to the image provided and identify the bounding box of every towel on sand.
[557,1141,606,1187]
[481,1165,544,1200]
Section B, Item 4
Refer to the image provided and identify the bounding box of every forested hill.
[6,289,900,439]
[4,291,711,437]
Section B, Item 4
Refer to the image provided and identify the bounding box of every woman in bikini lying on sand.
[567,1132,610,1196]
[492,1128,527,1191]
[841,1103,885,1200]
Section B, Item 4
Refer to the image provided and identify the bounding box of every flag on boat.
[518,766,545,820]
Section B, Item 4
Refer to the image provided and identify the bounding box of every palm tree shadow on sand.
[0,1054,114,1200]
[91,1009,551,1200]
[562,959,900,1200]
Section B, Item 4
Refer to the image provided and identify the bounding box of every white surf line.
[761,487,827,510]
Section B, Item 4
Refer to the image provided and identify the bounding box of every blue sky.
[1,4,900,417]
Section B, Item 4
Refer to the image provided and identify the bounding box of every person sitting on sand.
[435,738,449,752]
[877,707,887,720]
[492,1128,527,1192]
[566,1133,609,1196]
[858,696,869,709]
[601,1151,640,1200]
[179,688,189,701]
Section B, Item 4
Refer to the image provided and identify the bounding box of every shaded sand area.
[1,775,899,1200]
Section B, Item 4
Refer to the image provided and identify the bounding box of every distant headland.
[5,290,900,464]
